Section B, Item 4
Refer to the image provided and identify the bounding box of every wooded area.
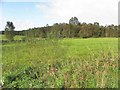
[2,17,120,41]
[16,23,119,38]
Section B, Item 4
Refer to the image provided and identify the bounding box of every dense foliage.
[2,38,118,88]
[2,17,119,39]
[4,21,15,41]
[17,23,119,39]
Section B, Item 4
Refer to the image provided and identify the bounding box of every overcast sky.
[0,0,119,31]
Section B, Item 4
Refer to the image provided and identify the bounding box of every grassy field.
[1,36,118,88]
[0,35,25,41]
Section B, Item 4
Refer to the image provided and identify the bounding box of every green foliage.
[3,18,119,39]
[4,31,14,41]
[4,21,15,41]
[2,38,118,88]
[17,23,119,39]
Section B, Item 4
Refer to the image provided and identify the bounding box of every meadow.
[1,35,118,88]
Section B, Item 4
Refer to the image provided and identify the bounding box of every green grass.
[0,35,25,41]
[2,37,118,88]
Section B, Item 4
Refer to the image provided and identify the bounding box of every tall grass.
[2,38,118,88]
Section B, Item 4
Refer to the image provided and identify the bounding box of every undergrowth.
[2,38,118,88]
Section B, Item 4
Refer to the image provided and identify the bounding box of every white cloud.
[0,4,4,31]
[13,20,37,30]
[35,3,50,13]
[37,0,119,25]
[1,20,38,31]
[2,0,51,2]
[1,0,119,31]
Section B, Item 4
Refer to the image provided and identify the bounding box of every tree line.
[23,22,119,39]
[3,18,120,41]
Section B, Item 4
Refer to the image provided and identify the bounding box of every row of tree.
[4,18,120,41]
[24,23,119,39]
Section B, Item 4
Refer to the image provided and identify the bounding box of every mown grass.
[1,37,118,88]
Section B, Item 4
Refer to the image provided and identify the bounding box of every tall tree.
[5,21,15,41]
[69,17,80,25]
